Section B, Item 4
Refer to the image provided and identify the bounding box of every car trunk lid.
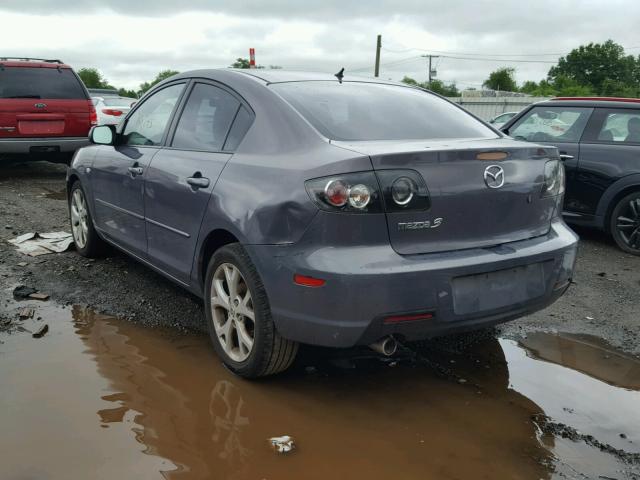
[333,138,559,255]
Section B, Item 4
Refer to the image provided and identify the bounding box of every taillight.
[88,101,97,126]
[305,172,383,213]
[305,169,430,213]
[376,169,431,212]
[102,109,123,116]
[541,160,565,198]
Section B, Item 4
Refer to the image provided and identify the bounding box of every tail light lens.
[376,169,431,212]
[102,109,123,116]
[305,169,430,213]
[541,160,565,197]
[88,101,97,126]
[305,172,382,213]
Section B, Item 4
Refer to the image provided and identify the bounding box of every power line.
[381,44,640,57]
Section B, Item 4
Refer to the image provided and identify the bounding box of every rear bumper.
[247,220,578,348]
[0,137,90,155]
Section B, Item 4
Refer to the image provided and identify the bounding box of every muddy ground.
[1,160,640,480]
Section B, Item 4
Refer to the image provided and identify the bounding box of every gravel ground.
[1,160,639,354]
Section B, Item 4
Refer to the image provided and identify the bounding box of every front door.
[506,105,594,217]
[91,83,186,258]
[144,82,243,283]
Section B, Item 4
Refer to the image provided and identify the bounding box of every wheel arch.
[196,228,242,289]
[597,174,640,232]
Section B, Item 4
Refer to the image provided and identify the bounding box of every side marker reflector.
[293,274,326,288]
[383,313,434,324]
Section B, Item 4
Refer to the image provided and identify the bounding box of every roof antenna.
[335,67,344,84]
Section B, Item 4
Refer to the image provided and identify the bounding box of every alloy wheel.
[210,263,255,362]
[615,197,640,251]
[70,189,89,249]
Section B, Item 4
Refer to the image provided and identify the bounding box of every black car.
[501,97,640,254]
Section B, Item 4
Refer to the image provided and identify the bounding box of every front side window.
[509,106,593,143]
[123,83,185,146]
[270,81,497,141]
[172,83,240,151]
[595,109,640,143]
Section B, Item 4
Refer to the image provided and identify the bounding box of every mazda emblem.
[484,165,505,189]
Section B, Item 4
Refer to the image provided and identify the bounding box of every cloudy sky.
[1,0,639,91]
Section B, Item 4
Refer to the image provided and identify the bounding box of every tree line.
[403,40,640,98]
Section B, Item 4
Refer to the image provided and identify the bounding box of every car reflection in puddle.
[1,304,639,479]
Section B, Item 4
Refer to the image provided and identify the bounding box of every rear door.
[504,105,593,216]
[0,65,90,138]
[577,107,640,215]
[91,82,186,258]
[144,82,252,283]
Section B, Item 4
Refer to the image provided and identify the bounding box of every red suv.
[0,57,96,162]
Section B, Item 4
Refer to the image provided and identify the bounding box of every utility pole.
[421,54,439,87]
[374,34,381,77]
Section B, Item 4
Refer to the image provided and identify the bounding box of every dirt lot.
[1,160,640,480]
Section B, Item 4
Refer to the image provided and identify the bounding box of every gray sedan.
[67,69,578,377]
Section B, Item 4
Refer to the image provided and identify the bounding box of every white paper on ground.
[9,232,74,256]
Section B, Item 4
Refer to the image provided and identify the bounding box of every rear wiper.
[4,95,41,99]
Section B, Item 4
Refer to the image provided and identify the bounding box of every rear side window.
[591,109,640,143]
[508,106,593,143]
[223,106,253,151]
[172,83,240,151]
[0,67,86,99]
[270,81,495,141]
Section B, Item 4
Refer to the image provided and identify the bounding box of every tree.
[118,88,138,99]
[138,70,180,95]
[401,76,459,96]
[231,58,251,69]
[548,40,638,95]
[77,67,113,89]
[229,57,266,69]
[483,67,517,92]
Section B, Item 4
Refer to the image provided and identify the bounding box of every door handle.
[187,176,210,189]
[559,154,574,161]
[128,166,144,176]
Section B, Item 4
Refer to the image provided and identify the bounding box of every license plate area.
[452,262,549,315]
[19,120,65,135]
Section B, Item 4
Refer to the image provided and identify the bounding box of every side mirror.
[489,119,495,124]
[90,125,115,145]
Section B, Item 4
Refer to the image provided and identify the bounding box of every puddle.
[1,304,639,480]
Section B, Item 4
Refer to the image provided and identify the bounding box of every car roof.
[0,58,71,69]
[538,97,640,109]
[226,68,407,86]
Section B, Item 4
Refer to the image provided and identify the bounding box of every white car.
[488,112,518,128]
[92,96,136,125]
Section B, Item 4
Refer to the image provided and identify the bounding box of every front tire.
[69,181,106,257]
[610,191,640,255]
[204,243,298,378]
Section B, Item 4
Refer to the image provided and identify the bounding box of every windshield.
[270,81,496,141]
[0,67,86,99]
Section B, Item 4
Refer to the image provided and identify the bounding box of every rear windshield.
[270,81,496,141]
[0,67,86,99]
[102,97,135,106]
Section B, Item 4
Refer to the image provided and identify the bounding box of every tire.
[610,191,640,255]
[204,243,298,378]
[68,181,106,257]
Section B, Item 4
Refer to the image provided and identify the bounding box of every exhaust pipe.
[369,336,398,356]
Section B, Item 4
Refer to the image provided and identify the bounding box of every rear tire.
[69,181,106,258]
[610,191,640,255]
[204,243,298,378]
